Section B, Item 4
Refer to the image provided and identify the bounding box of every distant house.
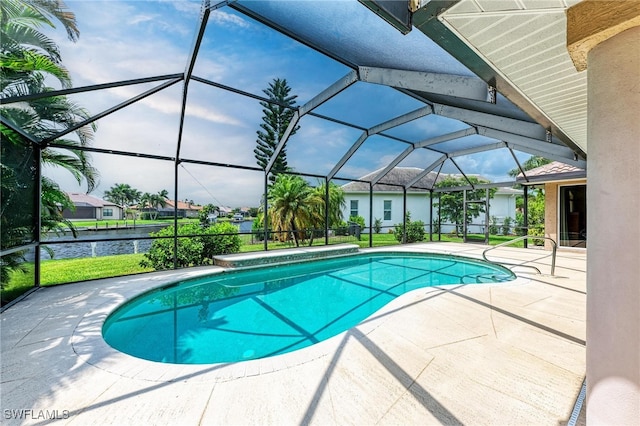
[517,161,587,250]
[63,193,124,220]
[341,167,519,234]
[154,200,203,219]
[218,206,233,217]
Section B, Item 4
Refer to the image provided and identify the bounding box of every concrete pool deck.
[0,243,586,425]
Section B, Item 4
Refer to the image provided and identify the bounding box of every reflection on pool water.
[102,252,514,364]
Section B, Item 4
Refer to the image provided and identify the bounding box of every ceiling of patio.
[3,0,588,200]
[230,0,586,187]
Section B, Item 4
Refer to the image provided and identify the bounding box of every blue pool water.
[102,252,514,364]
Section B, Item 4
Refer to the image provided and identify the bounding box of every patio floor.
[0,243,586,425]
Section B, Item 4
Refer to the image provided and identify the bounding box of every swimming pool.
[102,252,514,364]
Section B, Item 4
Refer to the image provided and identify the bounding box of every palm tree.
[139,191,168,220]
[104,184,141,222]
[313,181,346,230]
[267,174,322,247]
[1,0,79,93]
[1,0,95,283]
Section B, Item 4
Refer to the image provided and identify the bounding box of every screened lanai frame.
[1,0,587,290]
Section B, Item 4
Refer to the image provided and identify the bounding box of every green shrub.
[489,216,499,235]
[502,216,513,235]
[394,212,425,243]
[349,215,365,228]
[251,217,271,241]
[373,218,382,234]
[141,222,240,270]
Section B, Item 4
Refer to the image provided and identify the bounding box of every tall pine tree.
[254,78,299,182]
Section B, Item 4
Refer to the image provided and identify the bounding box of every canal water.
[42,221,253,260]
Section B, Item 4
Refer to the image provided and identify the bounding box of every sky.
[42,0,531,208]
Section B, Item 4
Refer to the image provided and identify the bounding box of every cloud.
[210,10,251,29]
[39,1,525,208]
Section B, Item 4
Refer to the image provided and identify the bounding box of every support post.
[438,192,442,241]
[325,177,329,246]
[463,189,467,242]
[34,143,42,287]
[429,190,433,242]
[523,186,529,248]
[402,187,407,244]
[263,173,269,251]
[485,188,490,244]
[369,182,373,248]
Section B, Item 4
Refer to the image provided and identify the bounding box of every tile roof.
[67,193,117,207]
[341,167,483,192]
[521,161,584,177]
[517,161,586,184]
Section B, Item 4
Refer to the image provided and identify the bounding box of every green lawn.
[1,232,525,306]
[1,254,152,306]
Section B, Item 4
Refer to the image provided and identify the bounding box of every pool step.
[213,244,360,268]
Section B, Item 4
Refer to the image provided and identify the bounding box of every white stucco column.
[568,4,640,424]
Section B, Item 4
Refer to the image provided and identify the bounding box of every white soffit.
[438,0,587,153]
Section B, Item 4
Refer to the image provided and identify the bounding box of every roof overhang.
[412,0,587,158]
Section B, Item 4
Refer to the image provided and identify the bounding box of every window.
[103,208,113,217]
[350,200,358,218]
[383,200,392,221]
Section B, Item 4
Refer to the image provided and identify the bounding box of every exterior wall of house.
[343,191,517,234]
[541,179,587,251]
[489,193,517,221]
[100,206,123,220]
[582,23,640,424]
[544,183,558,251]
[342,192,432,232]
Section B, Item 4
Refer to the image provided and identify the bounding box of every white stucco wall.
[342,190,517,234]
[585,25,640,425]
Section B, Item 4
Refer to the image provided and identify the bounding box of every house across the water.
[341,167,519,234]
[63,193,124,220]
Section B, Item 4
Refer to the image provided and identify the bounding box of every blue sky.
[43,0,529,208]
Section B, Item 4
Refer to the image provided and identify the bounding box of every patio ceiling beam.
[299,70,359,115]
[176,0,216,166]
[403,154,447,189]
[449,157,474,188]
[367,105,433,135]
[266,70,359,174]
[433,103,546,140]
[0,74,184,105]
[0,115,41,146]
[447,141,506,158]
[371,127,477,185]
[358,66,495,103]
[41,77,183,144]
[508,146,529,183]
[326,105,433,180]
[414,127,477,149]
[431,180,519,193]
[478,126,587,168]
[327,131,368,180]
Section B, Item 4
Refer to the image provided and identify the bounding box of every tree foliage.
[140,222,241,270]
[266,174,322,247]
[139,191,167,220]
[508,156,552,178]
[313,181,346,228]
[254,78,299,182]
[394,212,425,243]
[1,0,95,286]
[103,183,141,219]
[434,176,496,237]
